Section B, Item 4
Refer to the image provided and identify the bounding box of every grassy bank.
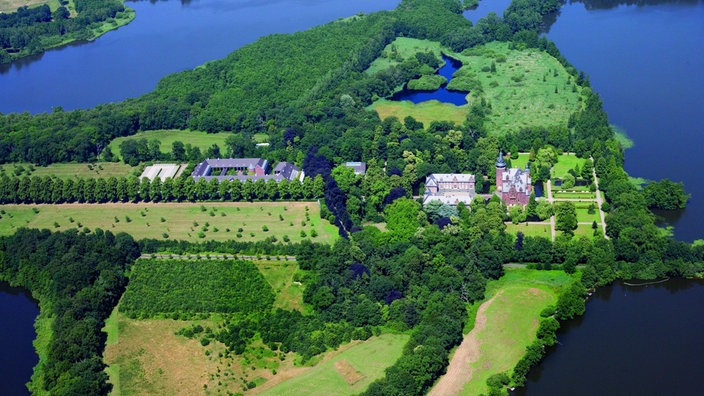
[0,202,339,244]
[459,269,572,395]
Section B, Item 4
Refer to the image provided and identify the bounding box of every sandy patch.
[334,359,365,385]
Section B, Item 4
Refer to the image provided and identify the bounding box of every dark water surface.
[463,0,513,24]
[0,282,39,396]
[545,0,704,242]
[0,0,401,114]
[391,56,468,106]
[515,279,704,395]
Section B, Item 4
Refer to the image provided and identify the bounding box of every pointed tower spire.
[496,149,506,168]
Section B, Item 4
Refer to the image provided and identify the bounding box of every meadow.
[550,154,587,179]
[368,40,582,135]
[107,129,235,160]
[0,201,339,244]
[458,269,572,395]
[258,333,409,396]
[0,161,138,179]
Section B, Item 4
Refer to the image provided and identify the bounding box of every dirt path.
[427,291,504,396]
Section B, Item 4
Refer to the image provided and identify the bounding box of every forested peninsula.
[0,0,702,395]
[0,0,134,64]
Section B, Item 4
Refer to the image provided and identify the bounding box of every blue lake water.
[0,0,401,114]
[0,282,39,396]
[391,56,468,106]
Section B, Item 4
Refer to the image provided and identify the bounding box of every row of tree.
[0,174,325,204]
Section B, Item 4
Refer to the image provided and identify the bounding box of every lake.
[391,55,468,106]
[515,279,704,395]
[0,282,39,396]
[0,0,401,114]
[544,0,704,242]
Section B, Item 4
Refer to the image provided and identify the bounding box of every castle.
[495,151,531,206]
[423,173,476,206]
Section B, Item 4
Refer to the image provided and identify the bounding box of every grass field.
[365,37,445,75]
[574,223,601,238]
[575,207,600,224]
[507,153,530,170]
[454,42,582,135]
[0,162,138,179]
[369,40,582,134]
[0,202,338,244]
[370,99,468,128]
[505,222,552,238]
[551,154,588,179]
[258,333,409,396]
[254,261,309,313]
[460,269,572,395]
[107,130,235,161]
[552,191,595,200]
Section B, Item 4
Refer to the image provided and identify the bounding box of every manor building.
[423,173,476,206]
[496,151,531,206]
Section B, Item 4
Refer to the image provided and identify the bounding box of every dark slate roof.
[273,161,301,180]
[192,158,268,177]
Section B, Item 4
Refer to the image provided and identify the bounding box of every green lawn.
[260,333,409,396]
[370,99,468,128]
[573,223,601,238]
[0,162,138,179]
[505,222,552,238]
[0,201,338,244]
[552,192,595,200]
[575,207,600,224]
[507,153,530,170]
[551,154,588,179]
[107,129,234,160]
[461,268,572,395]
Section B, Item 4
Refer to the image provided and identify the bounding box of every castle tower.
[495,149,506,191]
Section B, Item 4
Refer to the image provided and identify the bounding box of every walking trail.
[428,291,504,396]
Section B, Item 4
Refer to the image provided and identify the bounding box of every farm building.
[192,158,301,182]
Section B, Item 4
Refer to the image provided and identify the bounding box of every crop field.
[551,154,588,179]
[107,129,234,160]
[458,269,572,395]
[0,201,339,244]
[258,333,409,396]
[0,162,138,179]
[454,42,583,135]
[505,222,552,238]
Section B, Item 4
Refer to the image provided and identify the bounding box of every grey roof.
[500,168,531,193]
[194,174,287,183]
[273,161,300,180]
[426,173,475,184]
[345,161,367,175]
[192,158,268,177]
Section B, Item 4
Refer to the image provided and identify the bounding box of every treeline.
[0,174,325,203]
[120,259,275,319]
[139,237,329,258]
[0,228,140,395]
[0,0,131,64]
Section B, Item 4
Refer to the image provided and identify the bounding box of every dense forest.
[1,0,702,394]
[0,0,132,64]
[0,228,139,394]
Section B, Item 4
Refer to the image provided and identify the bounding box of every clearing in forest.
[0,201,338,244]
[107,129,236,161]
[429,269,571,396]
